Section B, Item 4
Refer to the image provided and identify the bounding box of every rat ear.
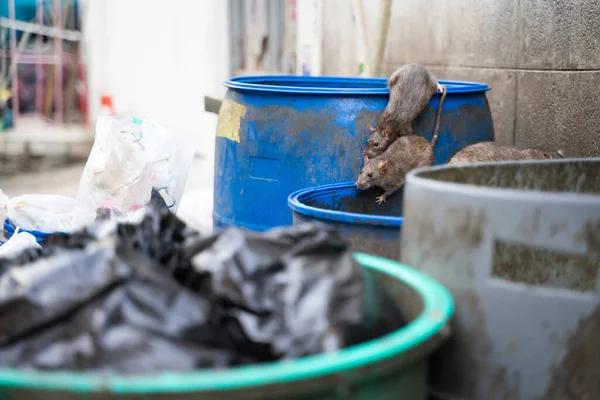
[368,125,376,134]
[378,160,389,171]
[543,153,552,159]
[383,128,390,138]
[557,149,565,158]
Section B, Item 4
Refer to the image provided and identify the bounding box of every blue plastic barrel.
[214,76,494,231]
[288,182,403,260]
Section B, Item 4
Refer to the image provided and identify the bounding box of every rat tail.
[430,84,447,149]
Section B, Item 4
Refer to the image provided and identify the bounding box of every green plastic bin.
[0,253,454,399]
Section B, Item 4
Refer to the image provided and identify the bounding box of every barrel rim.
[0,253,453,393]
[224,75,491,95]
[407,157,600,203]
[288,182,403,228]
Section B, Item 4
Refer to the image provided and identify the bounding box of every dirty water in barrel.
[306,188,404,218]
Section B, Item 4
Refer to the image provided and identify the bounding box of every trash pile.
[0,115,196,256]
[5,194,78,234]
[0,196,405,373]
[0,115,405,373]
[73,116,194,227]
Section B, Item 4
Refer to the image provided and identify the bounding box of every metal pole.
[78,0,88,126]
[8,0,18,121]
[35,0,43,115]
[53,0,62,123]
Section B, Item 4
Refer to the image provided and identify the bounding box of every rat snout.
[355,177,364,190]
[356,174,368,190]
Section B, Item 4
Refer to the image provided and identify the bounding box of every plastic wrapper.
[0,200,404,372]
[0,231,41,259]
[5,194,79,233]
[73,116,195,228]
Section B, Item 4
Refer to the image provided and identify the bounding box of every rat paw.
[437,83,444,93]
[376,195,386,205]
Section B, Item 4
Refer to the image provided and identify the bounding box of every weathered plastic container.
[289,182,403,260]
[0,253,454,400]
[401,158,600,400]
[213,76,494,231]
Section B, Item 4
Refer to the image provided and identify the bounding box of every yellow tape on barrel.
[216,100,246,143]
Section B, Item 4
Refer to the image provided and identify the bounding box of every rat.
[356,135,435,205]
[363,63,447,162]
[449,142,565,164]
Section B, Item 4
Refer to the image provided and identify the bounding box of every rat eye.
[374,142,379,147]
[368,173,373,178]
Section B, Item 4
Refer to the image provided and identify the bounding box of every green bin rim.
[0,252,454,393]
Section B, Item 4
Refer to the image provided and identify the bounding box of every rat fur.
[356,135,434,204]
[364,63,447,161]
[449,142,565,164]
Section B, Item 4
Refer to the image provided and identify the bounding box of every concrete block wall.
[321,0,600,157]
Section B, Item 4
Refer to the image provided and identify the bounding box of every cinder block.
[384,0,519,69]
[515,71,600,157]
[518,0,600,69]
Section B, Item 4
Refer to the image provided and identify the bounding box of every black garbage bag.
[181,225,405,360]
[0,200,405,373]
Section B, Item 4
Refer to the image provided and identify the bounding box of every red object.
[100,94,115,116]
[101,95,113,108]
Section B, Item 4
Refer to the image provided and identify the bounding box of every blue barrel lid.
[288,182,403,228]
[224,75,491,95]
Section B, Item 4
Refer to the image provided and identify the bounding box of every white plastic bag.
[74,116,195,227]
[6,194,78,232]
[0,231,41,259]
[176,188,213,236]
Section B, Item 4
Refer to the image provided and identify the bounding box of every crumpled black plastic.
[0,196,405,373]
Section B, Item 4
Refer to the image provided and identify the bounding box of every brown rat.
[449,142,565,164]
[363,63,447,162]
[356,135,434,204]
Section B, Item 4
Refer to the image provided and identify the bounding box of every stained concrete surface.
[383,0,520,69]
[519,0,600,69]
[322,0,600,157]
[0,116,93,159]
[515,71,600,157]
